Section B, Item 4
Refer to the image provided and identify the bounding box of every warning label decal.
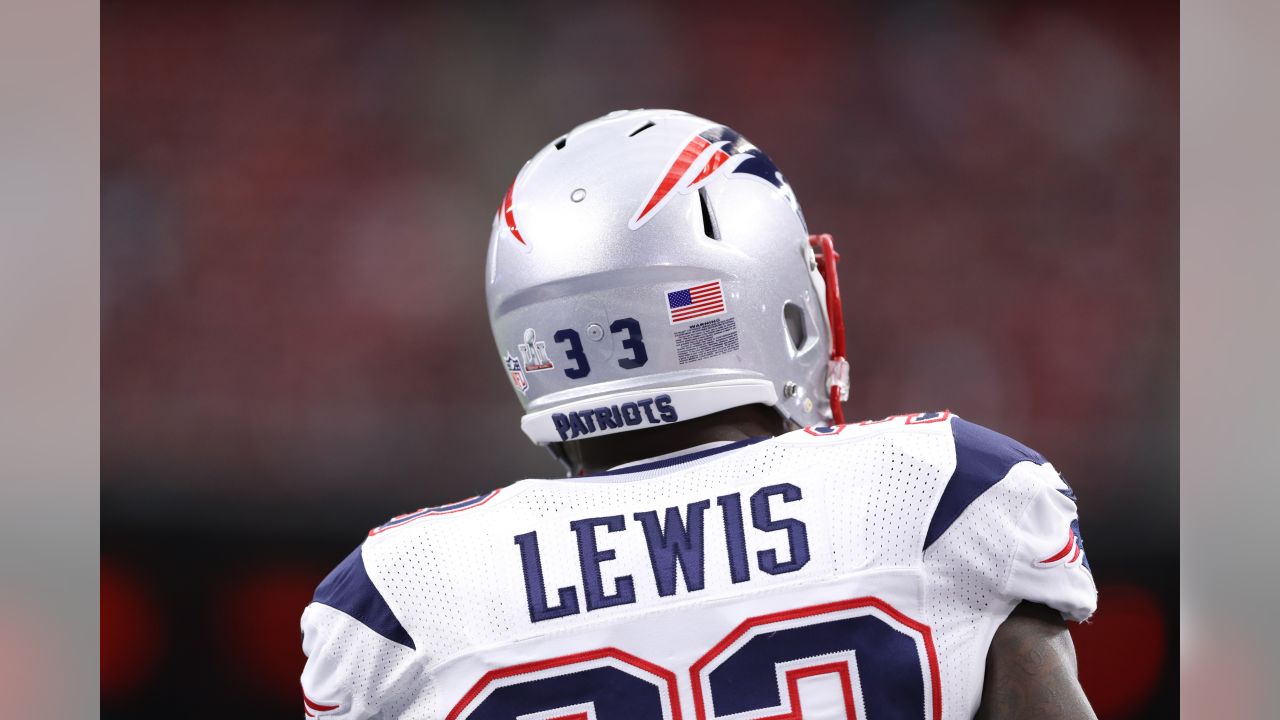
[675,316,740,365]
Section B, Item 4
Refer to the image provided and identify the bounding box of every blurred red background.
[101,0,1177,716]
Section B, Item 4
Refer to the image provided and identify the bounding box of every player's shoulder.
[308,540,417,649]
[777,410,1048,466]
[776,409,956,445]
[357,487,508,564]
[307,489,506,648]
[775,410,1062,509]
[775,411,957,477]
[365,488,504,541]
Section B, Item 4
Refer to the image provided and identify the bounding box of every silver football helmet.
[484,109,848,449]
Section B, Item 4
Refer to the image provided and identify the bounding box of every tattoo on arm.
[975,601,1097,720]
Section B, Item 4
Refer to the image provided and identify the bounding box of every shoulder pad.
[313,545,415,649]
[924,416,1048,550]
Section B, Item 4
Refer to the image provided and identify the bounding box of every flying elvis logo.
[630,125,800,229]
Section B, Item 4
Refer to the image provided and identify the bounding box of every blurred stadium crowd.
[102,1,1177,717]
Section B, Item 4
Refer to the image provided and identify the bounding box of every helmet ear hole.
[783,302,808,352]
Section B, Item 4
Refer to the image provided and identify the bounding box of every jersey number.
[447,597,941,720]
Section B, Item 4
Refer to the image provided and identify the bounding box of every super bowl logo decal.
[504,353,529,394]
[518,328,555,371]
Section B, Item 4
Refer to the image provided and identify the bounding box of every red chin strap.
[809,233,849,425]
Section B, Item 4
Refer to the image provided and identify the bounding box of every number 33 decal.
[554,318,649,380]
[446,597,942,720]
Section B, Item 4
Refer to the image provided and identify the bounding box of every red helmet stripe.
[635,135,711,223]
[689,148,730,185]
[500,181,525,245]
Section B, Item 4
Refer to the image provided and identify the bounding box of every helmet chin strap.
[809,233,849,425]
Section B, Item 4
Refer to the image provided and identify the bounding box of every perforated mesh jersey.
[300,413,1095,719]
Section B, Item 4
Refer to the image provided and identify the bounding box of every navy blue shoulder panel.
[312,545,415,649]
[923,417,1047,551]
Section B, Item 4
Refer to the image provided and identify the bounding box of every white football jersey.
[300,412,1096,720]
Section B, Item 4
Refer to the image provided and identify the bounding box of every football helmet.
[485,109,847,450]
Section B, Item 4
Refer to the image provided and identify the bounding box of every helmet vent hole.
[783,302,807,351]
[553,136,568,150]
[628,120,656,137]
[698,187,720,240]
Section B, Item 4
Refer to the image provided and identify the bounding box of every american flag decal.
[667,280,726,324]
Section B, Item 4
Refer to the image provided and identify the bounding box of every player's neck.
[559,404,790,476]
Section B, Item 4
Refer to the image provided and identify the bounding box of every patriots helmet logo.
[629,126,802,229]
